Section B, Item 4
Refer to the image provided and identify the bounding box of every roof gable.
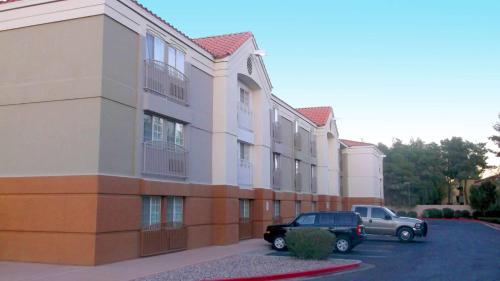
[295,106,332,126]
[193,32,253,59]
[340,139,375,147]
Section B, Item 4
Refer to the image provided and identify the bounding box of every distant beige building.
[0,0,384,266]
[340,140,385,210]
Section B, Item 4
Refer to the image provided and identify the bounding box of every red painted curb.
[204,261,361,281]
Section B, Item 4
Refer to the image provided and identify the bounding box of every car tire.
[272,235,287,251]
[397,227,414,242]
[335,236,351,253]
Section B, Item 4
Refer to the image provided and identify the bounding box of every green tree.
[490,114,500,157]
[470,181,497,214]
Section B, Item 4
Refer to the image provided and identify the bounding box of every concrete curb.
[205,260,361,281]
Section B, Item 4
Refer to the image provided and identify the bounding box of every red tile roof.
[193,32,253,59]
[340,139,375,147]
[296,106,332,126]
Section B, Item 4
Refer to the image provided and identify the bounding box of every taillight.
[356,225,362,236]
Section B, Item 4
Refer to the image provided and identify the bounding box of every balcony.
[144,59,188,105]
[294,133,302,150]
[142,141,188,178]
[237,102,253,131]
[311,177,318,193]
[272,168,281,190]
[295,173,302,192]
[272,122,282,143]
[237,158,253,186]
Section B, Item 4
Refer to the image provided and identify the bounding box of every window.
[295,201,301,217]
[295,160,300,175]
[311,201,317,212]
[273,200,280,218]
[318,213,334,225]
[146,33,166,63]
[294,121,299,133]
[143,113,184,147]
[273,153,280,170]
[168,46,185,74]
[371,208,387,219]
[141,196,161,228]
[166,196,183,227]
[240,88,250,105]
[273,108,279,123]
[311,165,316,178]
[239,141,250,160]
[240,199,250,221]
[296,214,316,226]
[354,207,368,218]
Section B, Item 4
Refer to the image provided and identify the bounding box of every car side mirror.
[385,215,392,220]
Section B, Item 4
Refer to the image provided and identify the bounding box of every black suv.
[264,211,366,253]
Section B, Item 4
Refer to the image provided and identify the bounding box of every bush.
[461,210,471,218]
[423,208,443,218]
[453,210,463,218]
[285,229,336,260]
[470,181,497,213]
[442,208,454,219]
[407,211,418,218]
[396,210,407,217]
[472,210,482,219]
[484,209,500,218]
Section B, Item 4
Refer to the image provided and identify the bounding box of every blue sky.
[139,0,500,165]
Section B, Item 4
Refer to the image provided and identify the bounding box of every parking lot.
[307,220,500,281]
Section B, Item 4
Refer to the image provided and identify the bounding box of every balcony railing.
[272,168,281,190]
[295,172,302,192]
[144,59,189,105]
[140,223,187,256]
[311,177,318,194]
[237,102,253,131]
[272,122,282,143]
[237,158,253,186]
[294,133,302,150]
[143,140,188,178]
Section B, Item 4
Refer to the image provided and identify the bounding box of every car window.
[354,207,368,218]
[334,213,354,226]
[295,214,316,226]
[318,214,335,225]
[371,208,387,219]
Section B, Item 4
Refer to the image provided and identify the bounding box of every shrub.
[442,208,454,219]
[396,210,407,217]
[285,228,336,260]
[461,210,471,218]
[484,208,500,218]
[423,208,443,218]
[470,181,497,213]
[407,211,418,218]
[453,210,463,218]
[472,210,482,219]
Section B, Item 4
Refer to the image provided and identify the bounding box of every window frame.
[143,112,185,147]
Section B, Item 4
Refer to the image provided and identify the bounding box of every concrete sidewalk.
[0,239,270,281]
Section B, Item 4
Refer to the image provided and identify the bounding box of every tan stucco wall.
[0,15,139,177]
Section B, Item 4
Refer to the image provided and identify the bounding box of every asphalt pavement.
[306,220,500,281]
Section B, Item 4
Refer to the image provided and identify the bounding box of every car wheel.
[335,236,351,253]
[398,227,414,242]
[272,235,286,251]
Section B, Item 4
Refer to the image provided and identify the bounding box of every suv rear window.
[354,207,368,218]
[318,213,335,225]
[334,213,355,226]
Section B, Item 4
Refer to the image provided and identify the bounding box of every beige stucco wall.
[342,146,384,199]
[0,16,106,176]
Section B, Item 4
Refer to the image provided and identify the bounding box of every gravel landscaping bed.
[131,254,355,281]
